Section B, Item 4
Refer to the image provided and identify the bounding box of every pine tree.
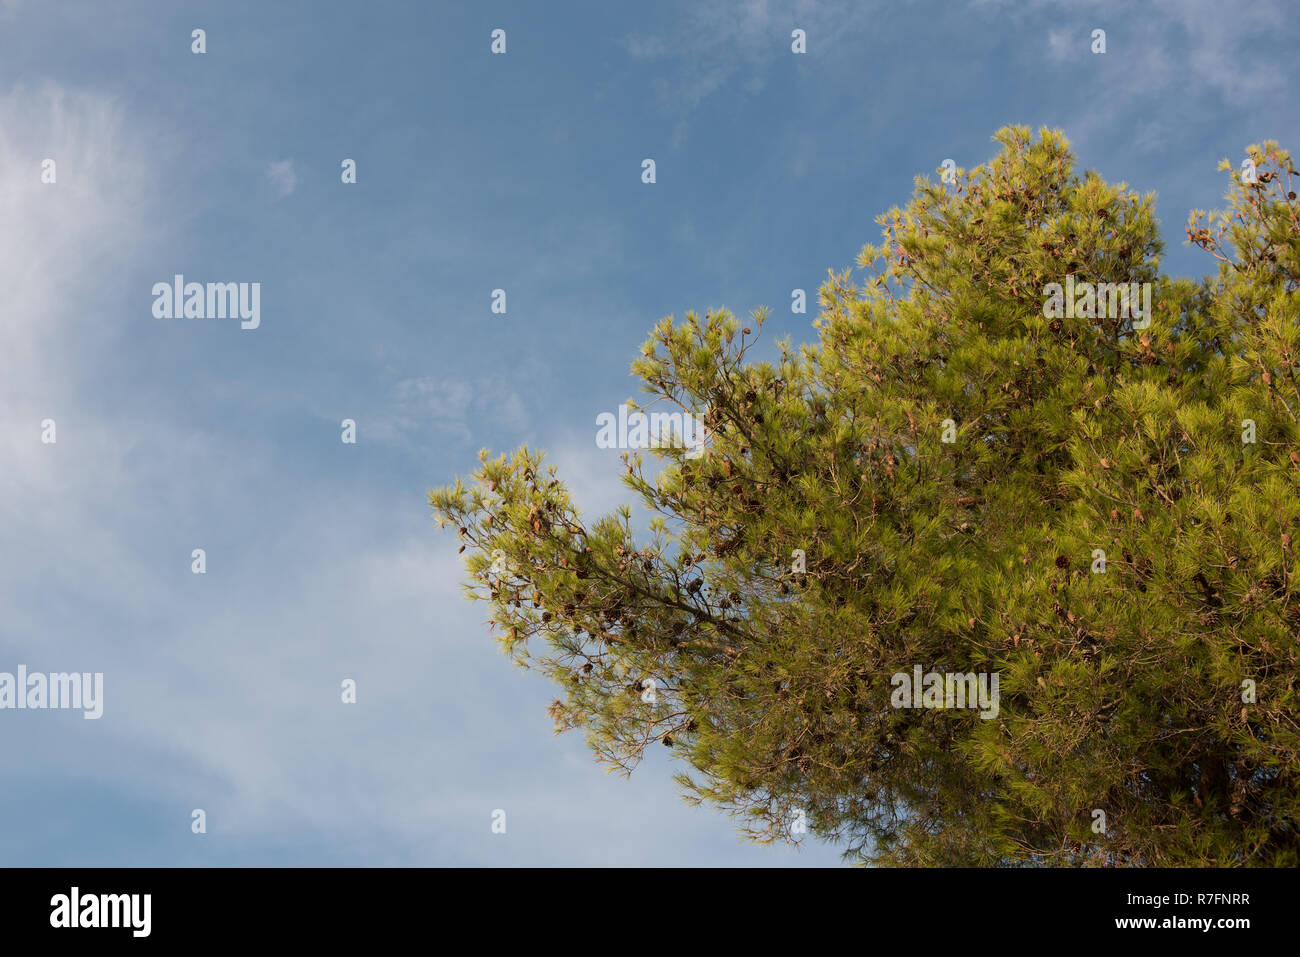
[429,127,1300,866]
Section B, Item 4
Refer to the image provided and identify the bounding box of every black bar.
[0,867,1281,943]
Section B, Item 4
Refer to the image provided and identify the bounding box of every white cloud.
[1045,28,1073,62]
[545,437,637,521]
[266,158,297,197]
[0,83,149,391]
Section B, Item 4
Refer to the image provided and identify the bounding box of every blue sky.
[1,0,1297,866]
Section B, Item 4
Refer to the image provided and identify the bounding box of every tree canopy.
[430,126,1300,866]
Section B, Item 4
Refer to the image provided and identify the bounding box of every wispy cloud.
[623,0,880,111]
[365,375,531,447]
[1019,0,1291,108]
